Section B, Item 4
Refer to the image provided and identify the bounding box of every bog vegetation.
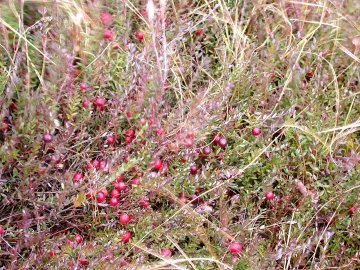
[0,0,359,269]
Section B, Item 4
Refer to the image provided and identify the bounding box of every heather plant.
[0,0,359,269]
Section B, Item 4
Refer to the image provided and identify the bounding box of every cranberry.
[107,135,115,144]
[109,197,119,207]
[113,181,127,191]
[100,12,113,24]
[349,205,357,215]
[47,251,57,256]
[43,133,53,143]
[82,100,89,108]
[202,146,211,156]
[125,136,132,144]
[78,259,89,266]
[91,159,100,169]
[99,160,106,170]
[94,97,106,109]
[153,159,163,171]
[139,197,150,208]
[213,134,221,145]
[252,127,261,136]
[111,189,120,198]
[229,242,243,254]
[121,231,132,243]
[125,129,135,138]
[218,137,227,149]
[103,29,113,39]
[156,128,165,136]
[74,234,83,244]
[119,213,130,225]
[131,178,140,186]
[73,172,83,182]
[0,226,4,234]
[96,192,106,203]
[79,82,87,90]
[189,164,198,175]
[195,29,202,36]
[136,32,144,40]
[184,138,193,147]
[161,248,172,257]
[265,191,274,200]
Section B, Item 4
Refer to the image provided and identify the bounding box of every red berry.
[265,191,274,200]
[99,160,106,170]
[213,134,221,145]
[94,97,106,109]
[202,146,211,156]
[125,136,132,144]
[100,12,113,24]
[153,159,163,171]
[131,178,140,187]
[184,138,193,148]
[139,197,150,208]
[86,191,94,199]
[189,164,198,175]
[119,213,130,225]
[156,128,165,136]
[136,31,144,40]
[78,259,89,266]
[219,137,227,149]
[113,42,121,49]
[43,133,53,143]
[82,100,89,108]
[252,127,261,136]
[47,251,57,256]
[229,242,243,254]
[113,181,127,191]
[79,82,87,90]
[99,188,108,197]
[116,175,124,182]
[103,29,113,39]
[140,118,146,125]
[125,129,135,138]
[161,248,172,258]
[111,189,120,198]
[86,163,92,170]
[349,205,357,215]
[121,231,132,243]
[96,192,106,203]
[107,135,115,144]
[109,197,119,207]
[73,172,83,182]
[74,234,83,244]
[195,29,202,36]
[0,226,4,234]
[91,159,100,169]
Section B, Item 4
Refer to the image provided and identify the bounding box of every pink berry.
[43,133,53,143]
[184,138,193,148]
[79,82,87,90]
[96,192,106,203]
[139,197,150,208]
[156,128,165,136]
[219,137,227,149]
[125,129,135,138]
[113,181,127,191]
[119,213,130,225]
[349,205,357,215]
[136,31,144,40]
[100,12,113,25]
[121,231,132,243]
[265,191,275,200]
[229,242,243,254]
[161,248,172,257]
[103,29,113,39]
[91,159,100,169]
[99,160,106,170]
[74,234,83,244]
[189,164,198,175]
[82,100,89,108]
[125,136,132,144]
[109,197,119,207]
[107,135,115,144]
[131,178,140,186]
[111,189,120,198]
[94,97,106,109]
[0,226,4,234]
[252,127,261,136]
[153,159,163,171]
[73,172,83,182]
